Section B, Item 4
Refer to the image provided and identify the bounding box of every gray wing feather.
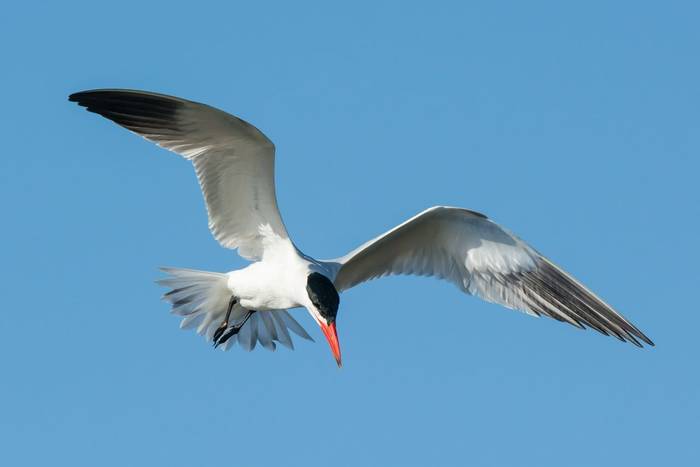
[70,89,290,260]
[329,206,653,347]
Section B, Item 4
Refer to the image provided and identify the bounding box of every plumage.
[70,89,653,365]
[69,89,290,261]
[158,267,312,351]
[327,206,652,346]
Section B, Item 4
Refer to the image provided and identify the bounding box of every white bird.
[69,89,653,366]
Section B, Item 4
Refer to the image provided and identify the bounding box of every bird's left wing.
[70,89,290,260]
[328,206,653,346]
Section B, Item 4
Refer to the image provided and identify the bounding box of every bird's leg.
[213,296,237,345]
[213,309,257,348]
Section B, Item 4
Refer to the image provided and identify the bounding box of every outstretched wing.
[70,89,291,260]
[329,206,653,347]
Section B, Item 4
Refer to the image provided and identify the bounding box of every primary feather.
[69,89,290,261]
[327,206,653,347]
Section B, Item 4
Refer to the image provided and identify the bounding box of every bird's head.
[306,272,341,367]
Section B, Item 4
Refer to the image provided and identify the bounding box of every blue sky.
[1,1,698,466]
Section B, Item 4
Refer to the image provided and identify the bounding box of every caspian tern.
[69,89,653,366]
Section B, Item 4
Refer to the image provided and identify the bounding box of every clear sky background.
[1,1,698,466]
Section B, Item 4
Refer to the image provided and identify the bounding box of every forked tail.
[157,267,313,351]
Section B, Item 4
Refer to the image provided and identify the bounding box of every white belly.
[226,261,306,311]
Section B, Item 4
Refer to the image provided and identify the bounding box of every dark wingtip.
[636,327,655,346]
[626,334,643,348]
[639,334,655,347]
[67,89,183,133]
[68,90,94,104]
[623,325,654,348]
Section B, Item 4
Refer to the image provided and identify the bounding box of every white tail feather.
[157,267,313,351]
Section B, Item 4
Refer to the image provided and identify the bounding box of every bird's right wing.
[70,89,291,261]
[328,206,653,346]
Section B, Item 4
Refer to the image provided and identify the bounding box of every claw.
[213,296,238,348]
[215,326,241,348]
[212,308,256,349]
[212,321,228,345]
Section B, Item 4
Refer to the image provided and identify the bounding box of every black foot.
[213,321,229,344]
[213,324,242,348]
[213,296,237,347]
[213,309,257,349]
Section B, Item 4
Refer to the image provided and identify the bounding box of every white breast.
[227,252,314,311]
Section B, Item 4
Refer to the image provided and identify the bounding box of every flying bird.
[69,89,653,366]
